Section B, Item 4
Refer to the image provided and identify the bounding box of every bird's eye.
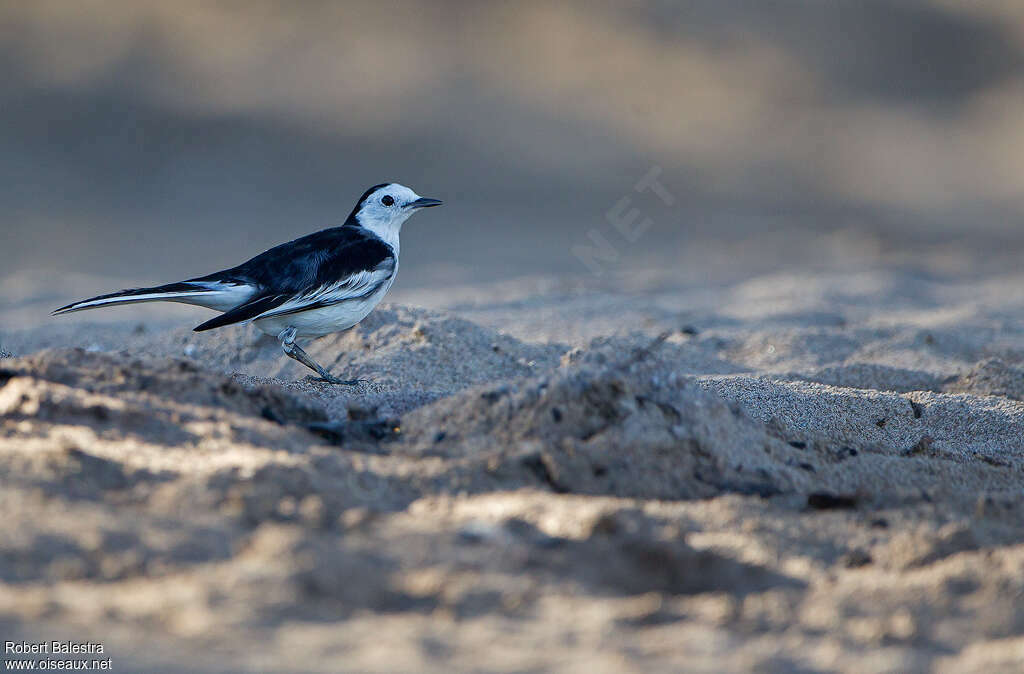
[381,195,395,206]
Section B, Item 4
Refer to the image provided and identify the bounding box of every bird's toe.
[306,374,368,387]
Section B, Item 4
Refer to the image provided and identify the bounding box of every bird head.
[350,183,442,241]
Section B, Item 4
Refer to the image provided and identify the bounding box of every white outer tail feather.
[52,282,255,316]
[52,291,213,315]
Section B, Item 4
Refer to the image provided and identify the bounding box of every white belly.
[252,280,392,338]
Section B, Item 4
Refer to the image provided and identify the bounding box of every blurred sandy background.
[4,0,1024,298]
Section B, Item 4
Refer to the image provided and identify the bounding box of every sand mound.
[389,337,1023,515]
[398,336,814,500]
[784,362,949,393]
[700,373,1024,465]
[944,357,1024,400]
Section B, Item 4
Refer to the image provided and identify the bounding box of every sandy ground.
[2,260,1024,673]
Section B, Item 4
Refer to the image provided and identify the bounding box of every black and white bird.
[53,183,442,384]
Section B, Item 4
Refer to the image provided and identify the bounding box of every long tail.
[52,281,249,316]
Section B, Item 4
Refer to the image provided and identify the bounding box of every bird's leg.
[277,327,362,386]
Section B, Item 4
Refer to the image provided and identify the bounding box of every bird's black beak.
[408,197,443,209]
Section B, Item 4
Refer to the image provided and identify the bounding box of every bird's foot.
[306,374,369,387]
[279,333,366,386]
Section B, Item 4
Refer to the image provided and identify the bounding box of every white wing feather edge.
[251,268,393,321]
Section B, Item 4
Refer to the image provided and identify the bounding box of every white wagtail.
[53,183,442,384]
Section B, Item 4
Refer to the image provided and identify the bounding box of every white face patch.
[354,183,424,250]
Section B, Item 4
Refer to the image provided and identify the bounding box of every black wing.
[192,226,395,332]
[192,294,290,332]
[193,226,392,293]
